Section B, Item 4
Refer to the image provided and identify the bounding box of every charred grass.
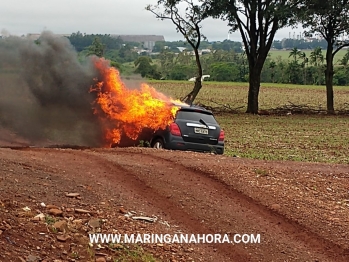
[149,80,349,164]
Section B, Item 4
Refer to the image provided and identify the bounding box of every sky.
[0,0,301,42]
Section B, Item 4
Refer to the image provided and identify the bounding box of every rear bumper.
[165,140,224,154]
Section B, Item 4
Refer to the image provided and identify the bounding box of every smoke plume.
[0,31,103,147]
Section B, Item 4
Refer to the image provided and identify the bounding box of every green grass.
[111,244,158,262]
[86,242,157,262]
[147,80,349,164]
[269,49,347,64]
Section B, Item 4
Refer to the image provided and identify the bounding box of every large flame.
[91,58,186,146]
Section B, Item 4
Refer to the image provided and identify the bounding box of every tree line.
[273,39,329,50]
[68,31,334,54]
[69,33,349,87]
[133,47,349,86]
[68,31,336,65]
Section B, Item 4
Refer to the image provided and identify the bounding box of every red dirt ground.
[0,138,349,261]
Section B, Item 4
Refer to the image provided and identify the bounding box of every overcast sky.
[1,0,301,41]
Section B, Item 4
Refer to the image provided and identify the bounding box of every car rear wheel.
[152,138,164,149]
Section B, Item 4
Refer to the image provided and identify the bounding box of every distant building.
[143,41,155,50]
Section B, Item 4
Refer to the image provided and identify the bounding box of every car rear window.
[176,110,217,124]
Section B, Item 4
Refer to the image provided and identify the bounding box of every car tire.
[152,138,164,149]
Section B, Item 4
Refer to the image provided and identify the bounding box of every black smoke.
[0,31,103,147]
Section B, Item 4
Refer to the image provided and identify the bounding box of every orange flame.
[91,58,186,146]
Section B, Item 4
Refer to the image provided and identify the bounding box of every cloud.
[0,0,300,41]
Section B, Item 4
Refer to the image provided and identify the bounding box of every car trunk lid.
[174,109,221,145]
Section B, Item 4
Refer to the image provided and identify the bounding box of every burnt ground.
[0,138,349,261]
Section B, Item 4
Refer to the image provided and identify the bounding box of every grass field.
[219,114,349,164]
[150,81,349,111]
[148,80,349,164]
[268,49,348,64]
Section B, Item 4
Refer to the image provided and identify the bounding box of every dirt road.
[0,146,349,262]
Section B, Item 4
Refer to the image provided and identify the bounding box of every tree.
[212,40,243,52]
[158,49,176,79]
[118,44,138,63]
[147,0,206,105]
[169,64,196,80]
[237,52,249,81]
[152,41,167,52]
[289,47,301,63]
[336,49,349,85]
[286,60,302,84]
[309,47,324,85]
[87,37,105,57]
[204,0,298,113]
[212,49,236,63]
[134,56,153,77]
[210,62,240,81]
[340,49,349,66]
[176,51,193,65]
[333,66,349,85]
[286,49,303,84]
[298,0,349,113]
[269,61,276,83]
[299,52,308,84]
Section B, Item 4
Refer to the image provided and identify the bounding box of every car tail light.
[169,123,181,136]
[218,130,225,141]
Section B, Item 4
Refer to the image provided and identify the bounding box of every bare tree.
[146,0,206,105]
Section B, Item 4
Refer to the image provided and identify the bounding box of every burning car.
[150,104,224,154]
[91,59,224,153]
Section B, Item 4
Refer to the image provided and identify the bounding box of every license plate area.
[194,127,208,134]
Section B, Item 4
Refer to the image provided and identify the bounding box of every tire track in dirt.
[91,154,250,261]
[97,149,349,262]
[28,148,235,261]
[14,147,349,261]
[86,153,252,261]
